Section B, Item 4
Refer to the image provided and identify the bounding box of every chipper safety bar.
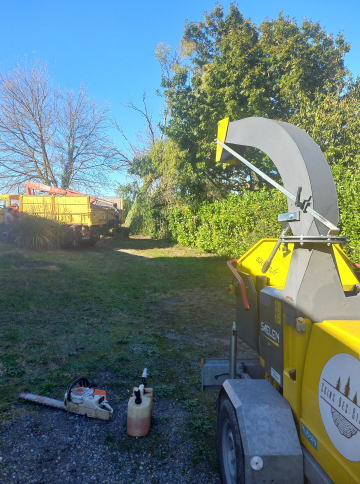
[202,117,360,484]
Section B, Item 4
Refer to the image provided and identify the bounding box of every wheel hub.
[222,419,237,483]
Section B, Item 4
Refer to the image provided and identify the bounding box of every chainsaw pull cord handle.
[227,260,250,310]
[66,377,90,402]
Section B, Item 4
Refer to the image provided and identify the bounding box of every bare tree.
[0,60,119,193]
[55,84,117,191]
[0,61,57,190]
[111,90,164,171]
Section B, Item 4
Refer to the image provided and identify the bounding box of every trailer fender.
[218,379,303,484]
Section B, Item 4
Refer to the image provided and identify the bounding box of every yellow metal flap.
[216,118,240,165]
[333,245,359,289]
[216,118,230,162]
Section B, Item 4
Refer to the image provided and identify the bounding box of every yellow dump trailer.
[21,195,117,224]
[0,193,123,245]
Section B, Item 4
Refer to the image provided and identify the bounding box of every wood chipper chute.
[202,117,360,484]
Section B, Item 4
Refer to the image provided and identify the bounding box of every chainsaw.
[19,377,113,420]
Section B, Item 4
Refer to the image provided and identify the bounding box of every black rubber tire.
[218,397,245,484]
[1,230,9,243]
[88,236,98,246]
[78,236,97,247]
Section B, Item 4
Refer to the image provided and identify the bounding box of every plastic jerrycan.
[127,384,151,437]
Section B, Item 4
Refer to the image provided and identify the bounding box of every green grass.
[0,235,254,472]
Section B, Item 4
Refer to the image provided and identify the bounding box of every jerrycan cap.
[134,388,142,405]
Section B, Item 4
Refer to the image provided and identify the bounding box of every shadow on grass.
[113,235,175,251]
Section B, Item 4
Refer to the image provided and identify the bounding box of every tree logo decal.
[319,353,360,462]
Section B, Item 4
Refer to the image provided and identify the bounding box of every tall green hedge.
[168,175,360,261]
[168,190,287,258]
[332,165,360,260]
[126,168,360,262]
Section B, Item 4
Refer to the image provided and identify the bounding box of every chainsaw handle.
[66,377,90,402]
[100,401,113,414]
[227,260,250,310]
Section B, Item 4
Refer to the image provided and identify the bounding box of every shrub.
[13,215,69,250]
[125,193,171,239]
[168,190,287,258]
[332,164,360,261]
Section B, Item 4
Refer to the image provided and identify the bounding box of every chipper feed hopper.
[202,117,360,484]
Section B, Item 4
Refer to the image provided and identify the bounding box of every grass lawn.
[0,235,255,477]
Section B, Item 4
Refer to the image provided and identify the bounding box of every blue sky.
[0,0,359,195]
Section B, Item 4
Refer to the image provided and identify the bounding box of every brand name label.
[260,322,280,344]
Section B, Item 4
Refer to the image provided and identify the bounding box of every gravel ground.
[0,390,221,484]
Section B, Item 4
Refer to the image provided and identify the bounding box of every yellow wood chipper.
[202,117,360,484]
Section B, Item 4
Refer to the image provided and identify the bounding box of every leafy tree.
[116,180,141,214]
[157,4,351,198]
[289,78,360,169]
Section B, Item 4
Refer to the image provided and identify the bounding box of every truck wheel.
[88,235,98,246]
[1,230,9,243]
[218,398,245,484]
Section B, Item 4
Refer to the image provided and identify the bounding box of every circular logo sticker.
[319,353,360,462]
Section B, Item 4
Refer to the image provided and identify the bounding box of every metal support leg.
[229,322,237,379]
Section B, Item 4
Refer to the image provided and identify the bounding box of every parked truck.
[202,117,360,483]
[0,182,125,245]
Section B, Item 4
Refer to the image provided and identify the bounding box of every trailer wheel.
[218,398,245,484]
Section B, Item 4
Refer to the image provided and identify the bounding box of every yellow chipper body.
[202,117,360,484]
